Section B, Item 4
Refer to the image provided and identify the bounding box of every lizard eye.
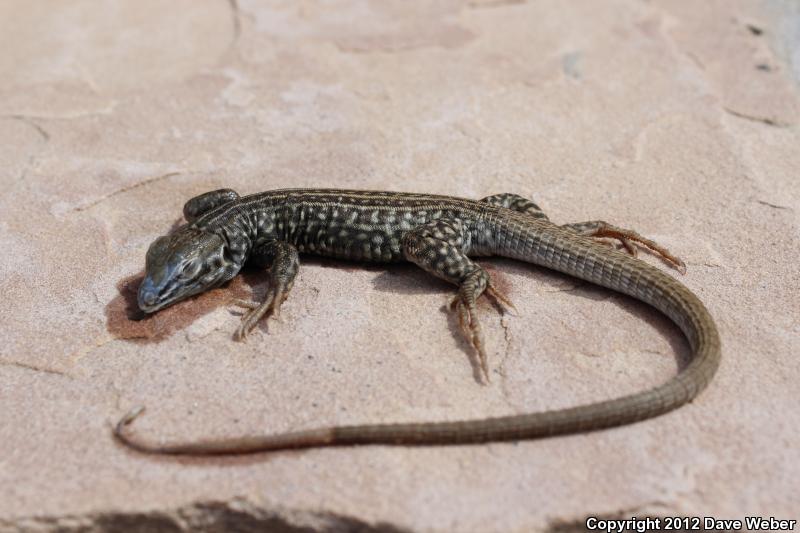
[179,259,201,278]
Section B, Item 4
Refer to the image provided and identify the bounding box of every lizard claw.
[233,292,276,340]
[585,226,685,274]
[232,299,260,310]
[232,284,293,340]
[450,295,490,384]
[486,282,518,316]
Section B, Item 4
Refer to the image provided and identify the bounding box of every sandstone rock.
[1,1,798,531]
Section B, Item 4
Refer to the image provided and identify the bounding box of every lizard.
[114,188,720,455]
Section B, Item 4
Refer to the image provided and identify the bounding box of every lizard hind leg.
[233,240,300,340]
[563,220,687,274]
[402,219,497,384]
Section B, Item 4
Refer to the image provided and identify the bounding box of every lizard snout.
[137,278,160,312]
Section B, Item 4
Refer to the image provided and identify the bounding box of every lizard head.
[137,227,240,313]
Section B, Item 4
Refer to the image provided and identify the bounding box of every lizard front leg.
[402,219,511,384]
[183,188,240,223]
[233,240,299,340]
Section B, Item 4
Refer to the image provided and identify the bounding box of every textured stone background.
[1,1,798,531]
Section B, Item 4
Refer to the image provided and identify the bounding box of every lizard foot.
[232,284,290,340]
[485,282,518,316]
[565,221,686,274]
[598,229,685,274]
[449,295,490,384]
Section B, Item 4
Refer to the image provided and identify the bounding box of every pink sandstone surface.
[1,0,798,531]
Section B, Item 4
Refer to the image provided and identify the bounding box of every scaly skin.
[116,188,720,454]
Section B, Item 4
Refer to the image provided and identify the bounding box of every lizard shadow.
[281,256,485,382]
[367,260,514,383]
[490,257,691,370]
[368,257,690,376]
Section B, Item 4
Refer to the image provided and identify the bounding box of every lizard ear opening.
[220,241,235,263]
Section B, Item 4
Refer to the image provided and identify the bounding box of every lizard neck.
[199,210,256,269]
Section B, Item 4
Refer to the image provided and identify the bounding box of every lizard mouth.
[137,268,234,313]
[137,289,170,314]
[137,278,191,314]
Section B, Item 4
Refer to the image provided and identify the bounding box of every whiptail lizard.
[115,188,720,455]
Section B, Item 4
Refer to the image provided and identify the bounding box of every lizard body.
[116,188,720,454]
